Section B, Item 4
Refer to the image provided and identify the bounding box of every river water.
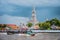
[0,33,60,40]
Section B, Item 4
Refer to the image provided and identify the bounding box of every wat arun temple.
[20,7,39,29]
[29,7,38,26]
[29,6,39,29]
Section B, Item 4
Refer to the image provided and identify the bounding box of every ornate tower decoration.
[29,6,38,28]
[32,6,37,25]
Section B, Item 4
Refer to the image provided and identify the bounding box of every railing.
[31,30,60,33]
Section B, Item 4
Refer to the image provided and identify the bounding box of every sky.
[0,0,60,25]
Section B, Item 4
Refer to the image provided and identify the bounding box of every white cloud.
[0,15,29,26]
[1,0,60,6]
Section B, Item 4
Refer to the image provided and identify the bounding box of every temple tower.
[29,6,38,28]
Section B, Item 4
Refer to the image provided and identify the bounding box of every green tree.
[2,24,7,28]
[27,23,33,28]
[0,24,2,30]
[38,22,51,30]
[50,18,60,26]
[37,18,60,30]
[0,24,7,30]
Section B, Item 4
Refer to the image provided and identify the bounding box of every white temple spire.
[29,6,39,29]
[31,6,38,26]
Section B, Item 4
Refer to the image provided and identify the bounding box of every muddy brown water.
[0,33,60,40]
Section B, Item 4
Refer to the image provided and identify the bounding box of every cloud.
[0,15,29,26]
[0,0,60,22]
[0,0,60,6]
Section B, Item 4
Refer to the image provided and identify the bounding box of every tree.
[0,24,2,30]
[50,18,60,26]
[2,24,7,28]
[38,22,51,30]
[0,24,7,30]
[37,18,60,30]
[27,23,33,28]
[0,24,2,28]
